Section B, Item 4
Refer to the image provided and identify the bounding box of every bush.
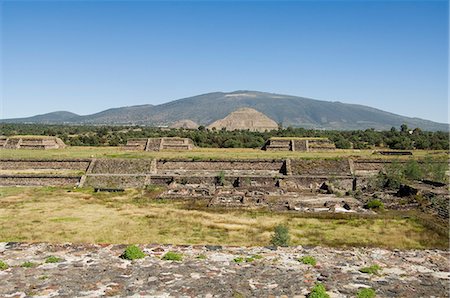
[270,224,290,247]
[308,283,330,298]
[45,256,63,263]
[21,261,38,268]
[120,245,146,260]
[357,288,376,298]
[403,160,423,181]
[299,256,317,266]
[0,260,8,270]
[359,264,381,275]
[365,199,384,210]
[162,251,183,261]
[233,257,244,263]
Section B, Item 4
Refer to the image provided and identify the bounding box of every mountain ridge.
[2,91,448,131]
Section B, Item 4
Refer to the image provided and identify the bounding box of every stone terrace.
[0,242,448,297]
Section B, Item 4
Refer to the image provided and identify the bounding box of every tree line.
[0,123,448,150]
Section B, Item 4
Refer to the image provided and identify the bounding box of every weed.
[365,200,384,210]
[216,171,225,186]
[359,264,381,275]
[21,261,38,268]
[45,256,63,263]
[120,245,146,260]
[196,254,207,260]
[298,256,317,266]
[162,251,183,261]
[308,283,330,298]
[357,288,376,298]
[233,257,244,263]
[0,260,8,270]
[270,224,290,247]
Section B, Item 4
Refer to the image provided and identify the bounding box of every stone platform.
[0,242,448,297]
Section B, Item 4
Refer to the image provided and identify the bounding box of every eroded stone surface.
[0,242,448,297]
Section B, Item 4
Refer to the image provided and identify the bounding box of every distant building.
[262,137,336,152]
[124,137,195,151]
[0,136,66,150]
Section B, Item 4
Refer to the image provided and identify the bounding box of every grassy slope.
[0,187,446,249]
[0,147,447,160]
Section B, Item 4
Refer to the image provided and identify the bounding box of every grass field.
[0,186,447,249]
[0,146,447,160]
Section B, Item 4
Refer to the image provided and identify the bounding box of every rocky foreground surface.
[0,242,449,297]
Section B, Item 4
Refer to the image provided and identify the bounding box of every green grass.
[0,260,8,270]
[359,264,382,275]
[120,245,146,260]
[298,255,317,266]
[45,256,63,263]
[21,261,39,268]
[162,251,182,261]
[0,186,447,249]
[0,146,445,161]
[308,283,330,298]
[357,288,376,298]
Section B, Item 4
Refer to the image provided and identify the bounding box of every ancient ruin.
[1,157,447,220]
[0,136,66,149]
[169,119,199,129]
[124,137,195,151]
[207,107,278,132]
[262,137,336,151]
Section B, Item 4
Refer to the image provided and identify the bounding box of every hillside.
[2,91,448,131]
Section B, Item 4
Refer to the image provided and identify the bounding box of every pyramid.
[207,108,278,132]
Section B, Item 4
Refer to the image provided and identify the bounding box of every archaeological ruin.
[262,137,336,151]
[124,137,195,151]
[207,107,278,132]
[0,136,66,150]
[0,157,447,220]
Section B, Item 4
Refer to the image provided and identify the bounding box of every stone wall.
[90,159,154,174]
[1,136,66,149]
[0,160,90,171]
[83,175,147,189]
[291,159,351,176]
[0,175,80,186]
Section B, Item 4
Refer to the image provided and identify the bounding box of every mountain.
[208,107,278,132]
[3,111,80,124]
[1,91,448,131]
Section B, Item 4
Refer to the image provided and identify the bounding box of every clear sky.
[1,0,448,123]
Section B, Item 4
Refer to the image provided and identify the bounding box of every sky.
[0,0,448,123]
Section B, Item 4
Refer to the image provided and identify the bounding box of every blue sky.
[1,0,448,123]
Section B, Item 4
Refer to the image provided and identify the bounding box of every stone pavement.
[0,242,448,297]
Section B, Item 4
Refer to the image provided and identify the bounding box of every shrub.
[216,171,225,186]
[45,256,63,263]
[357,288,376,298]
[308,283,330,298]
[299,256,317,266]
[21,261,38,268]
[403,160,423,181]
[270,224,290,247]
[162,251,183,261]
[359,264,381,275]
[0,260,8,270]
[365,199,384,210]
[120,245,146,260]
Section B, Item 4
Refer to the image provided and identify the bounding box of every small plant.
[162,251,183,261]
[120,245,146,260]
[21,261,38,268]
[365,199,384,210]
[0,260,8,270]
[308,283,330,298]
[359,264,381,275]
[298,256,317,266]
[245,257,255,262]
[252,254,263,260]
[196,254,207,260]
[45,256,63,263]
[233,257,244,263]
[216,171,225,186]
[270,224,290,247]
[357,288,376,298]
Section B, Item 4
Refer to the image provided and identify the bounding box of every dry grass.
[0,186,447,249]
[0,146,446,161]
